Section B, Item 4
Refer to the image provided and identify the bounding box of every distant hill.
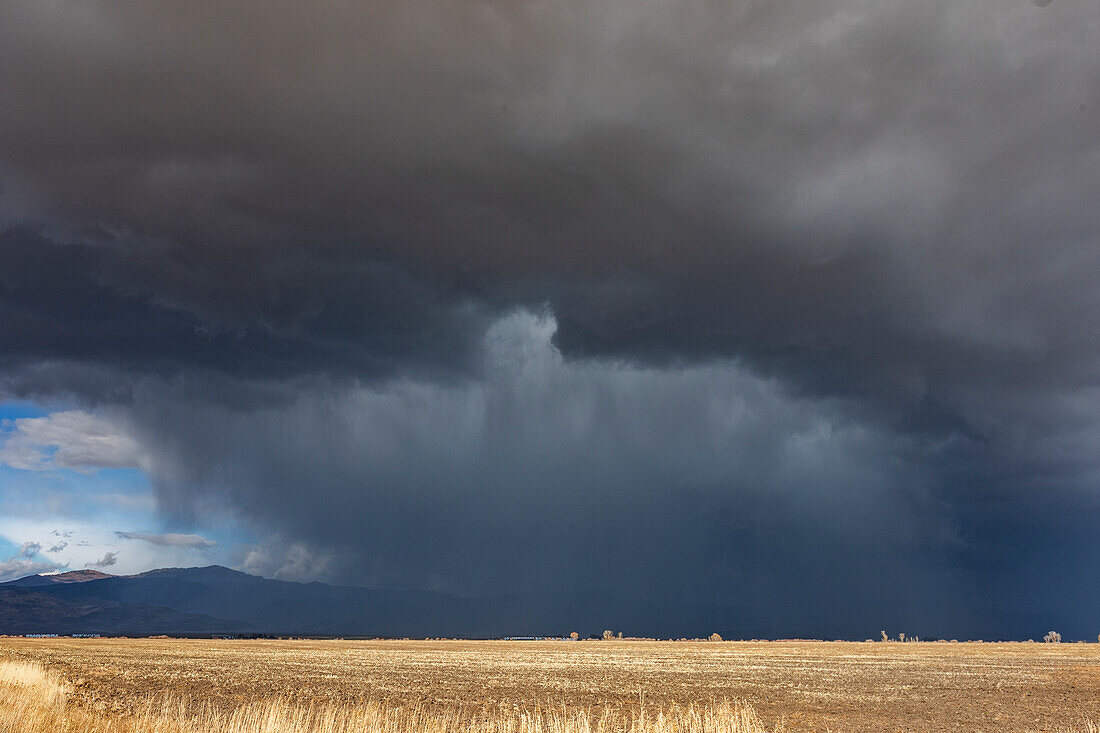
[5,570,116,587]
[0,586,244,635]
[9,566,483,636]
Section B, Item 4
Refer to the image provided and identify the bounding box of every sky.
[1,0,1099,638]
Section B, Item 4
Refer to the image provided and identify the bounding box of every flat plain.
[1,637,1098,732]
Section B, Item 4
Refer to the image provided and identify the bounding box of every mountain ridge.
[4,569,117,587]
[0,565,1056,640]
[1,565,747,638]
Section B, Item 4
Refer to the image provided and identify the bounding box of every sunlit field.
[1,638,1098,732]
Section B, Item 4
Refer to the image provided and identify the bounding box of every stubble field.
[0,637,1098,732]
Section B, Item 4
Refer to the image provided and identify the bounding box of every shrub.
[709,633,723,642]
[1044,630,1062,643]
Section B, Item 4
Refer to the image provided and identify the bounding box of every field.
[1,638,1098,732]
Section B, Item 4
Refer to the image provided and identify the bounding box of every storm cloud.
[1,0,1099,636]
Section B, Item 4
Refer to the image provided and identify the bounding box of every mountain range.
[0,566,747,638]
[0,565,1052,640]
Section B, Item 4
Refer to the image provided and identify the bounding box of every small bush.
[1044,630,1062,643]
[709,633,723,642]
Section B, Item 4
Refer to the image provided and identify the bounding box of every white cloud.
[0,518,233,579]
[116,532,216,549]
[0,541,61,582]
[240,538,334,583]
[0,410,143,474]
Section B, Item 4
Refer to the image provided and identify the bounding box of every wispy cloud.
[115,532,216,549]
[91,551,118,568]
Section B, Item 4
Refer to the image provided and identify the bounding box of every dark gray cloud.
[91,551,119,569]
[1,0,1099,636]
[119,312,1100,637]
[0,228,497,402]
[130,316,962,605]
[2,0,1097,417]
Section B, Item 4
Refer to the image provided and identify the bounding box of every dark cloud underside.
[1,0,1099,636]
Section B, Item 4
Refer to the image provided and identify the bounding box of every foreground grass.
[4,641,1099,732]
[0,659,779,733]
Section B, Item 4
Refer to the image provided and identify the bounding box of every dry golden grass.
[0,657,774,733]
[1,638,1099,731]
